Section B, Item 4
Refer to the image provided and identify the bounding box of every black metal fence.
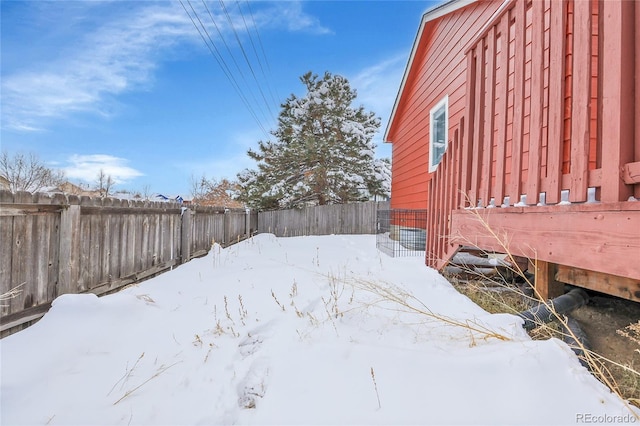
[376,209,428,257]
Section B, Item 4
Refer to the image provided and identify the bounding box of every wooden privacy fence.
[1,193,381,335]
[0,191,254,335]
[258,201,389,237]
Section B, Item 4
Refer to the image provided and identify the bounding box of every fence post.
[181,208,192,264]
[58,203,80,296]
[223,208,229,245]
[245,209,251,239]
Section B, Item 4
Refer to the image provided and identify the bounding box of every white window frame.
[429,95,449,173]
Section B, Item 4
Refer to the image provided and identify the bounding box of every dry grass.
[343,276,511,342]
[370,367,381,409]
[448,277,529,314]
[0,283,25,305]
[447,266,640,407]
[447,205,640,414]
[112,361,181,405]
[450,269,640,409]
[617,321,640,347]
[107,352,145,397]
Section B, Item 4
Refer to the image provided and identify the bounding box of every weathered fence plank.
[58,203,80,296]
[1,193,193,335]
[181,209,192,263]
[1,194,386,336]
[258,201,388,237]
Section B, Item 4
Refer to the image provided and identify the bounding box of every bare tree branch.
[0,151,65,193]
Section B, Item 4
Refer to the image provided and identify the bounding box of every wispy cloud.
[2,2,195,132]
[1,1,330,132]
[350,53,408,156]
[63,154,144,184]
[261,2,333,35]
[351,53,408,122]
[188,154,254,181]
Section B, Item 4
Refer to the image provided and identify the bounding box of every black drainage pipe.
[561,315,592,368]
[518,288,589,331]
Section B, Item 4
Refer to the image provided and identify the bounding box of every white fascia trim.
[383,0,476,143]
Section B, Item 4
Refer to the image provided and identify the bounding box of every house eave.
[383,0,477,143]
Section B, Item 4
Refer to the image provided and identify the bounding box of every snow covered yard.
[1,234,637,425]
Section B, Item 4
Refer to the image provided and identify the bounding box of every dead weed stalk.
[455,206,640,415]
[112,361,181,405]
[345,276,510,342]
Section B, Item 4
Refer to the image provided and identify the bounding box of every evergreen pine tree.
[237,71,390,209]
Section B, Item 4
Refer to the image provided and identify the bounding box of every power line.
[217,0,277,122]
[200,0,273,127]
[180,0,271,138]
[235,0,281,111]
[242,0,282,105]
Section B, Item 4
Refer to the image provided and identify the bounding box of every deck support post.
[534,260,564,300]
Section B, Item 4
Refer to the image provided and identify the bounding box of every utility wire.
[200,0,272,127]
[218,0,277,122]
[244,0,282,105]
[180,0,270,138]
[235,0,281,111]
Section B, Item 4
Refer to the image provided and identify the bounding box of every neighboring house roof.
[383,0,477,143]
[195,198,245,209]
[52,181,101,197]
[57,181,87,194]
[0,175,10,190]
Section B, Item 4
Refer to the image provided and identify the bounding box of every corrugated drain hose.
[518,288,592,367]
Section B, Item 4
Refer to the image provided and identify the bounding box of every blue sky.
[1,0,434,197]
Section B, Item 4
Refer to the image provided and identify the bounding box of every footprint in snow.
[237,357,270,409]
[238,334,263,358]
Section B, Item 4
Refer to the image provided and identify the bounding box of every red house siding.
[386,1,502,210]
[386,0,640,302]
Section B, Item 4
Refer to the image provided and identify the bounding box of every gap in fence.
[375,209,428,257]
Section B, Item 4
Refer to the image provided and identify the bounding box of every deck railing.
[427,0,639,270]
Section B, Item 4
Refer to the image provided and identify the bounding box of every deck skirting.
[448,202,640,301]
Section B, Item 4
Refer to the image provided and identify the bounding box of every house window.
[429,96,448,172]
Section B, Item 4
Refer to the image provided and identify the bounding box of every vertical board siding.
[494,17,509,205]
[544,0,567,204]
[525,0,545,205]
[569,0,592,202]
[427,120,462,267]
[636,1,640,201]
[599,0,636,202]
[425,0,638,270]
[508,0,526,203]
[386,2,501,210]
[470,39,485,207]
[461,52,476,208]
[481,27,496,207]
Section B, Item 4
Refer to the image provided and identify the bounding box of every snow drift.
[1,234,637,425]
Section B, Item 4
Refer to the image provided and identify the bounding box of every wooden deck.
[426,0,640,301]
